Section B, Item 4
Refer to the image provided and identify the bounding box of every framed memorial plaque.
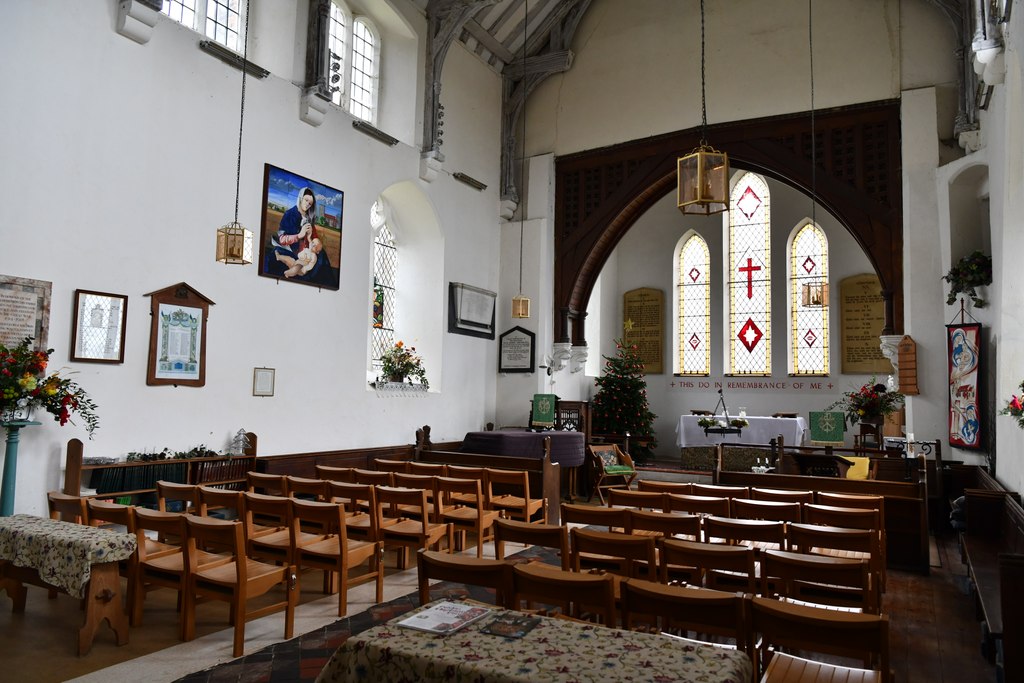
[499,326,535,373]
[71,289,128,363]
[145,282,214,387]
[448,282,496,339]
[0,274,51,350]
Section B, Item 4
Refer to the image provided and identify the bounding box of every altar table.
[316,600,752,683]
[676,414,808,448]
[0,514,136,654]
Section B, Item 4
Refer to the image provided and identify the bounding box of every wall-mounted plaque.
[498,326,535,373]
[0,274,51,350]
[623,287,663,374]
[145,282,214,387]
[839,274,891,374]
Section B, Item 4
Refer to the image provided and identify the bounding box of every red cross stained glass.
[728,173,771,375]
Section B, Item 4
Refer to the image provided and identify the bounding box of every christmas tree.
[591,340,657,461]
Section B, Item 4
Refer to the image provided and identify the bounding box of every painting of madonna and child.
[258,163,343,290]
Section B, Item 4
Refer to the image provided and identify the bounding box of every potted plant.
[943,250,992,307]
[826,377,904,428]
[377,340,428,388]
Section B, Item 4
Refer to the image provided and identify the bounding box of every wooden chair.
[637,480,692,495]
[659,538,757,592]
[182,515,298,657]
[352,468,393,486]
[732,498,803,524]
[493,517,570,570]
[375,485,450,569]
[391,472,446,519]
[749,596,891,682]
[443,465,489,508]
[373,458,409,474]
[290,498,383,616]
[246,471,287,496]
[197,485,244,521]
[243,492,305,565]
[760,548,877,613]
[606,488,666,511]
[751,487,814,504]
[436,476,500,557]
[284,476,327,501]
[131,507,225,627]
[691,483,750,499]
[314,464,355,482]
[510,562,617,625]
[156,481,201,514]
[703,515,788,553]
[586,444,636,505]
[788,522,883,604]
[408,461,447,476]
[486,467,545,523]
[625,509,702,542]
[86,499,142,617]
[325,480,394,542]
[620,578,748,651]
[570,527,657,580]
[664,492,732,518]
[416,549,511,607]
[804,501,886,590]
[47,491,88,524]
[560,502,629,531]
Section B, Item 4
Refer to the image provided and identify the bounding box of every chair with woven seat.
[436,476,500,557]
[586,444,636,505]
[291,498,383,616]
[510,562,617,625]
[375,485,450,569]
[486,467,545,523]
[182,515,298,657]
[749,596,891,682]
[493,517,570,570]
[659,537,757,593]
[620,578,749,652]
[416,549,511,607]
[760,548,877,613]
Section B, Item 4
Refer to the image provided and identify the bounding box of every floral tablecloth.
[0,514,136,598]
[316,601,752,683]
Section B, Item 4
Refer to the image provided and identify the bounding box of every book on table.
[396,601,492,634]
[480,612,542,638]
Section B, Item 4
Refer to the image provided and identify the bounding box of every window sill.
[371,382,428,398]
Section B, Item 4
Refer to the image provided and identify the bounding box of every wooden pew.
[413,426,563,526]
[950,465,1024,682]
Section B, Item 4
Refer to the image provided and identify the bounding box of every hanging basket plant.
[943,250,992,307]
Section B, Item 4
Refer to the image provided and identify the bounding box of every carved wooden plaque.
[623,287,663,374]
[839,274,891,374]
[897,335,919,395]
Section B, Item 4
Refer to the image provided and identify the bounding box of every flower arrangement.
[826,377,904,427]
[1000,380,1024,429]
[0,337,99,437]
[378,340,428,387]
[943,250,992,307]
[730,418,749,428]
[697,416,723,429]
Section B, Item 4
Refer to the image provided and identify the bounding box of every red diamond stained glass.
[689,333,701,350]
[803,329,817,347]
[802,256,816,274]
[736,186,762,219]
[688,267,701,283]
[737,318,763,353]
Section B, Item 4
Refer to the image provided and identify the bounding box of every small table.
[676,415,808,448]
[316,600,752,683]
[0,514,136,654]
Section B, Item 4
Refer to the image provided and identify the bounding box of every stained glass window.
[370,201,396,370]
[677,233,711,375]
[728,173,771,375]
[790,222,830,374]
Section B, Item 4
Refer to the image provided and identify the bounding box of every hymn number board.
[623,287,663,374]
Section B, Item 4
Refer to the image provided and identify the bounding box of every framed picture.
[253,367,275,397]
[947,322,982,450]
[70,290,128,363]
[498,326,535,373]
[0,274,51,350]
[448,282,496,339]
[145,282,213,387]
[258,163,344,290]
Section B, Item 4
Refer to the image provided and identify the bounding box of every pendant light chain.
[699,0,708,147]
[808,0,816,226]
[518,0,528,296]
[233,0,251,226]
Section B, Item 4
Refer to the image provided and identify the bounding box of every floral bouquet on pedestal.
[826,377,904,427]
[1000,381,1024,429]
[1,337,99,437]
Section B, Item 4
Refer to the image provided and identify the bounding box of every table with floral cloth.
[316,600,752,683]
[0,513,136,654]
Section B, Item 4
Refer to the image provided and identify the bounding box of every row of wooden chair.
[416,549,891,682]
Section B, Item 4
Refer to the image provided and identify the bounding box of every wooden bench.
[950,465,1024,681]
[414,426,562,526]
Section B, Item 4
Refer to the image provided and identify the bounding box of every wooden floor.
[0,527,998,683]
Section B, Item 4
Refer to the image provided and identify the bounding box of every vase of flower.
[388,373,406,384]
[0,404,33,424]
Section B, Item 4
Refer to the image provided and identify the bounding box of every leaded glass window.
[162,0,242,52]
[728,173,771,375]
[370,201,396,370]
[790,222,829,374]
[328,2,348,106]
[349,18,377,122]
[677,233,711,375]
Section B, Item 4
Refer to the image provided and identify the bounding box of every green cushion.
[603,465,635,475]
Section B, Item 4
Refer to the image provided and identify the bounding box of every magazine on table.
[396,601,492,634]
[480,612,542,639]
